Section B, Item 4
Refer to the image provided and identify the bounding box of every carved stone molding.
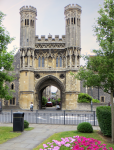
[35,43,65,49]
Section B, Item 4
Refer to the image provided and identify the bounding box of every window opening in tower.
[25,19,26,25]
[42,57,44,67]
[60,57,62,67]
[38,57,41,67]
[56,57,58,67]
[27,19,29,25]
[71,18,73,24]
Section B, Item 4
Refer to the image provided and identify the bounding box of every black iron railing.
[0,110,99,126]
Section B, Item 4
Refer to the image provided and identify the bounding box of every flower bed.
[39,136,113,150]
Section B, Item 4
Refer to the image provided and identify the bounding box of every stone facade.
[18,4,82,110]
[2,4,111,110]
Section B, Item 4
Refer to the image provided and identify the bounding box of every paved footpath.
[0,123,101,150]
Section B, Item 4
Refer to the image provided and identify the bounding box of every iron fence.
[0,110,99,126]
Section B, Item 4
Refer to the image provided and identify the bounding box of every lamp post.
[91,87,93,112]
[0,100,2,113]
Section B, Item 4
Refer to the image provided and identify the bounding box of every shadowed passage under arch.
[35,75,65,109]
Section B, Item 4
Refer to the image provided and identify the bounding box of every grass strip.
[24,127,34,131]
[0,127,21,144]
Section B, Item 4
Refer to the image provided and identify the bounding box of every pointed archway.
[35,75,65,109]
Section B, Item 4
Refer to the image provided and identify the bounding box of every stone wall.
[76,103,108,111]
[80,81,111,104]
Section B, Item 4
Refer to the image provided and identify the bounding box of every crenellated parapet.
[35,35,65,44]
[20,5,37,15]
[64,4,81,13]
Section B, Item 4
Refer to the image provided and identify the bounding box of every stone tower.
[64,4,82,67]
[20,6,37,48]
[19,6,37,109]
[64,4,82,109]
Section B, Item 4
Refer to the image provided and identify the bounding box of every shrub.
[77,122,93,133]
[77,93,92,103]
[50,99,56,106]
[24,120,29,128]
[56,98,61,104]
[92,99,100,103]
[42,96,47,106]
[57,98,61,102]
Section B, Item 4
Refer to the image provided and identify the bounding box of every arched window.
[56,57,58,67]
[38,57,41,67]
[25,19,29,25]
[27,19,29,25]
[42,57,44,67]
[10,97,15,105]
[30,20,32,26]
[60,57,62,67]
[25,19,26,25]
[11,83,14,90]
[71,18,73,24]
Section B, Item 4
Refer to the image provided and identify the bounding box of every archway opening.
[35,75,65,110]
[42,86,61,110]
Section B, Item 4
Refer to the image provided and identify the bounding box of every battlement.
[20,5,37,15]
[64,4,81,11]
[35,35,65,43]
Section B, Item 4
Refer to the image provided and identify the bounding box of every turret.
[64,4,82,68]
[20,6,37,48]
[64,4,81,48]
[19,6,37,69]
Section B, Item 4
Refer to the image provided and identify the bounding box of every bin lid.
[13,112,24,117]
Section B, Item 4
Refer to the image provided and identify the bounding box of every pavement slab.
[0,123,101,150]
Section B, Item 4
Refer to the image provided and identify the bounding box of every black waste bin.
[13,112,24,132]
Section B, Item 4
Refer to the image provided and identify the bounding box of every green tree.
[0,11,15,100]
[71,0,114,142]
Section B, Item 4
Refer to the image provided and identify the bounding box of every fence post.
[11,110,12,123]
[36,110,38,124]
[93,111,95,126]
[64,110,65,125]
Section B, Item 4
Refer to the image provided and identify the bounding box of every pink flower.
[64,143,70,147]
[43,144,48,148]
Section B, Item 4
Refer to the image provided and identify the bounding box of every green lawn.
[0,126,34,144]
[0,127,21,144]
[34,130,114,150]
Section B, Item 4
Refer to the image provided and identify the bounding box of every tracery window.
[10,97,15,105]
[30,20,34,27]
[38,57,41,67]
[60,57,62,67]
[71,18,73,24]
[56,57,58,67]
[11,83,14,90]
[42,57,44,67]
[25,19,29,25]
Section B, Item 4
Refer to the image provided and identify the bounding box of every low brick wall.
[76,103,108,111]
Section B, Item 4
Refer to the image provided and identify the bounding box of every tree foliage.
[71,0,114,94]
[0,11,15,100]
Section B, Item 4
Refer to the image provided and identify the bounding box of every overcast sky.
[0,0,104,92]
